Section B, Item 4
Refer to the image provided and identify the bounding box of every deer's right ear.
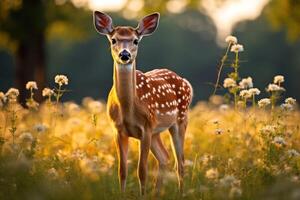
[94,11,113,35]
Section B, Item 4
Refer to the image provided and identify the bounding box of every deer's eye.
[133,39,139,45]
[111,39,116,44]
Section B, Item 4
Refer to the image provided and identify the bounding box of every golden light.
[201,0,270,44]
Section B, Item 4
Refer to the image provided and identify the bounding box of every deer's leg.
[138,132,151,196]
[151,134,169,193]
[169,120,187,192]
[116,133,128,192]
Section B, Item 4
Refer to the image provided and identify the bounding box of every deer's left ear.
[136,13,160,36]
[94,11,113,35]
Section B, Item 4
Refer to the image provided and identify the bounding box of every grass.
[0,36,300,200]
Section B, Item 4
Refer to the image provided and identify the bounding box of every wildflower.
[79,157,100,181]
[273,136,286,147]
[0,92,6,107]
[239,90,252,99]
[248,88,260,96]
[215,128,223,135]
[258,98,271,108]
[18,132,34,143]
[26,99,39,109]
[260,125,276,134]
[200,154,213,166]
[205,168,219,180]
[25,81,38,90]
[281,103,294,111]
[219,104,229,112]
[219,175,241,188]
[33,124,47,133]
[287,149,300,157]
[5,88,19,101]
[42,88,54,97]
[165,171,177,181]
[87,100,103,113]
[212,119,219,124]
[230,44,244,52]
[47,168,59,180]
[225,35,237,44]
[239,77,253,89]
[184,159,194,167]
[223,78,237,88]
[0,92,6,102]
[266,83,285,92]
[274,75,284,84]
[285,97,296,105]
[229,187,242,199]
[55,75,68,86]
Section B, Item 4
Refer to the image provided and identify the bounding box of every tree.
[0,0,90,103]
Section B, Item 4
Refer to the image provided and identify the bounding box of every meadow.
[0,37,300,200]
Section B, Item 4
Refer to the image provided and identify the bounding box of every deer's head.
[94,11,160,65]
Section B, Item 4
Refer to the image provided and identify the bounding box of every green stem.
[213,43,232,95]
[252,95,256,108]
[234,52,239,81]
[234,91,238,110]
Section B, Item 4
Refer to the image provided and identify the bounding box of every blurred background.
[0,0,300,104]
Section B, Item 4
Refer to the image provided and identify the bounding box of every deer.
[93,11,193,195]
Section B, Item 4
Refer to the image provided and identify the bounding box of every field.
[1,40,300,200]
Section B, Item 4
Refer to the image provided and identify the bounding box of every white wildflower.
[184,159,194,167]
[0,92,6,107]
[87,100,103,113]
[258,98,271,108]
[33,124,47,133]
[19,132,34,143]
[230,44,244,52]
[55,75,68,86]
[42,88,54,97]
[273,136,286,147]
[274,75,284,84]
[248,88,260,96]
[225,35,237,44]
[287,149,300,157]
[212,119,219,124]
[239,90,252,99]
[266,83,285,92]
[215,128,223,135]
[239,77,253,89]
[205,168,219,180]
[25,81,38,90]
[281,103,294,111]
[5,88,19,100]
[219,104,229,112]
[47,168,59,180]
[261,125,276,133]
[285,97,296,105]
[219,175,241,188]
[223,78,237,88]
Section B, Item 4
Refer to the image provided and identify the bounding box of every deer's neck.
[113,61,136,115]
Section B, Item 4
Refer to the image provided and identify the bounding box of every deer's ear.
[94,11,113,35]
[136,13,160,36]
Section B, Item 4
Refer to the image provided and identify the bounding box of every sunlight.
[72,0,127,11]
[201,0,270,44]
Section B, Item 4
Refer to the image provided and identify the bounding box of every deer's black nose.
[119,50,131,61]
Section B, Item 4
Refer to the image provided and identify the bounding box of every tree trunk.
[15,34,46,104]
[14,0,47,104]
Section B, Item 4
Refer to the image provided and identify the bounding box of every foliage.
[0,37,300,199]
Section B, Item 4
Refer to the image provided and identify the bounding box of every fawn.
[93,11,193,195]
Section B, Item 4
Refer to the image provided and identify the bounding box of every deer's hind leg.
[169,119,187,192]
[151,134,170,193]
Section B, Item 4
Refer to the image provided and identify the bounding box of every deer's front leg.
[138,132,151,196]
[117,133,128,192]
